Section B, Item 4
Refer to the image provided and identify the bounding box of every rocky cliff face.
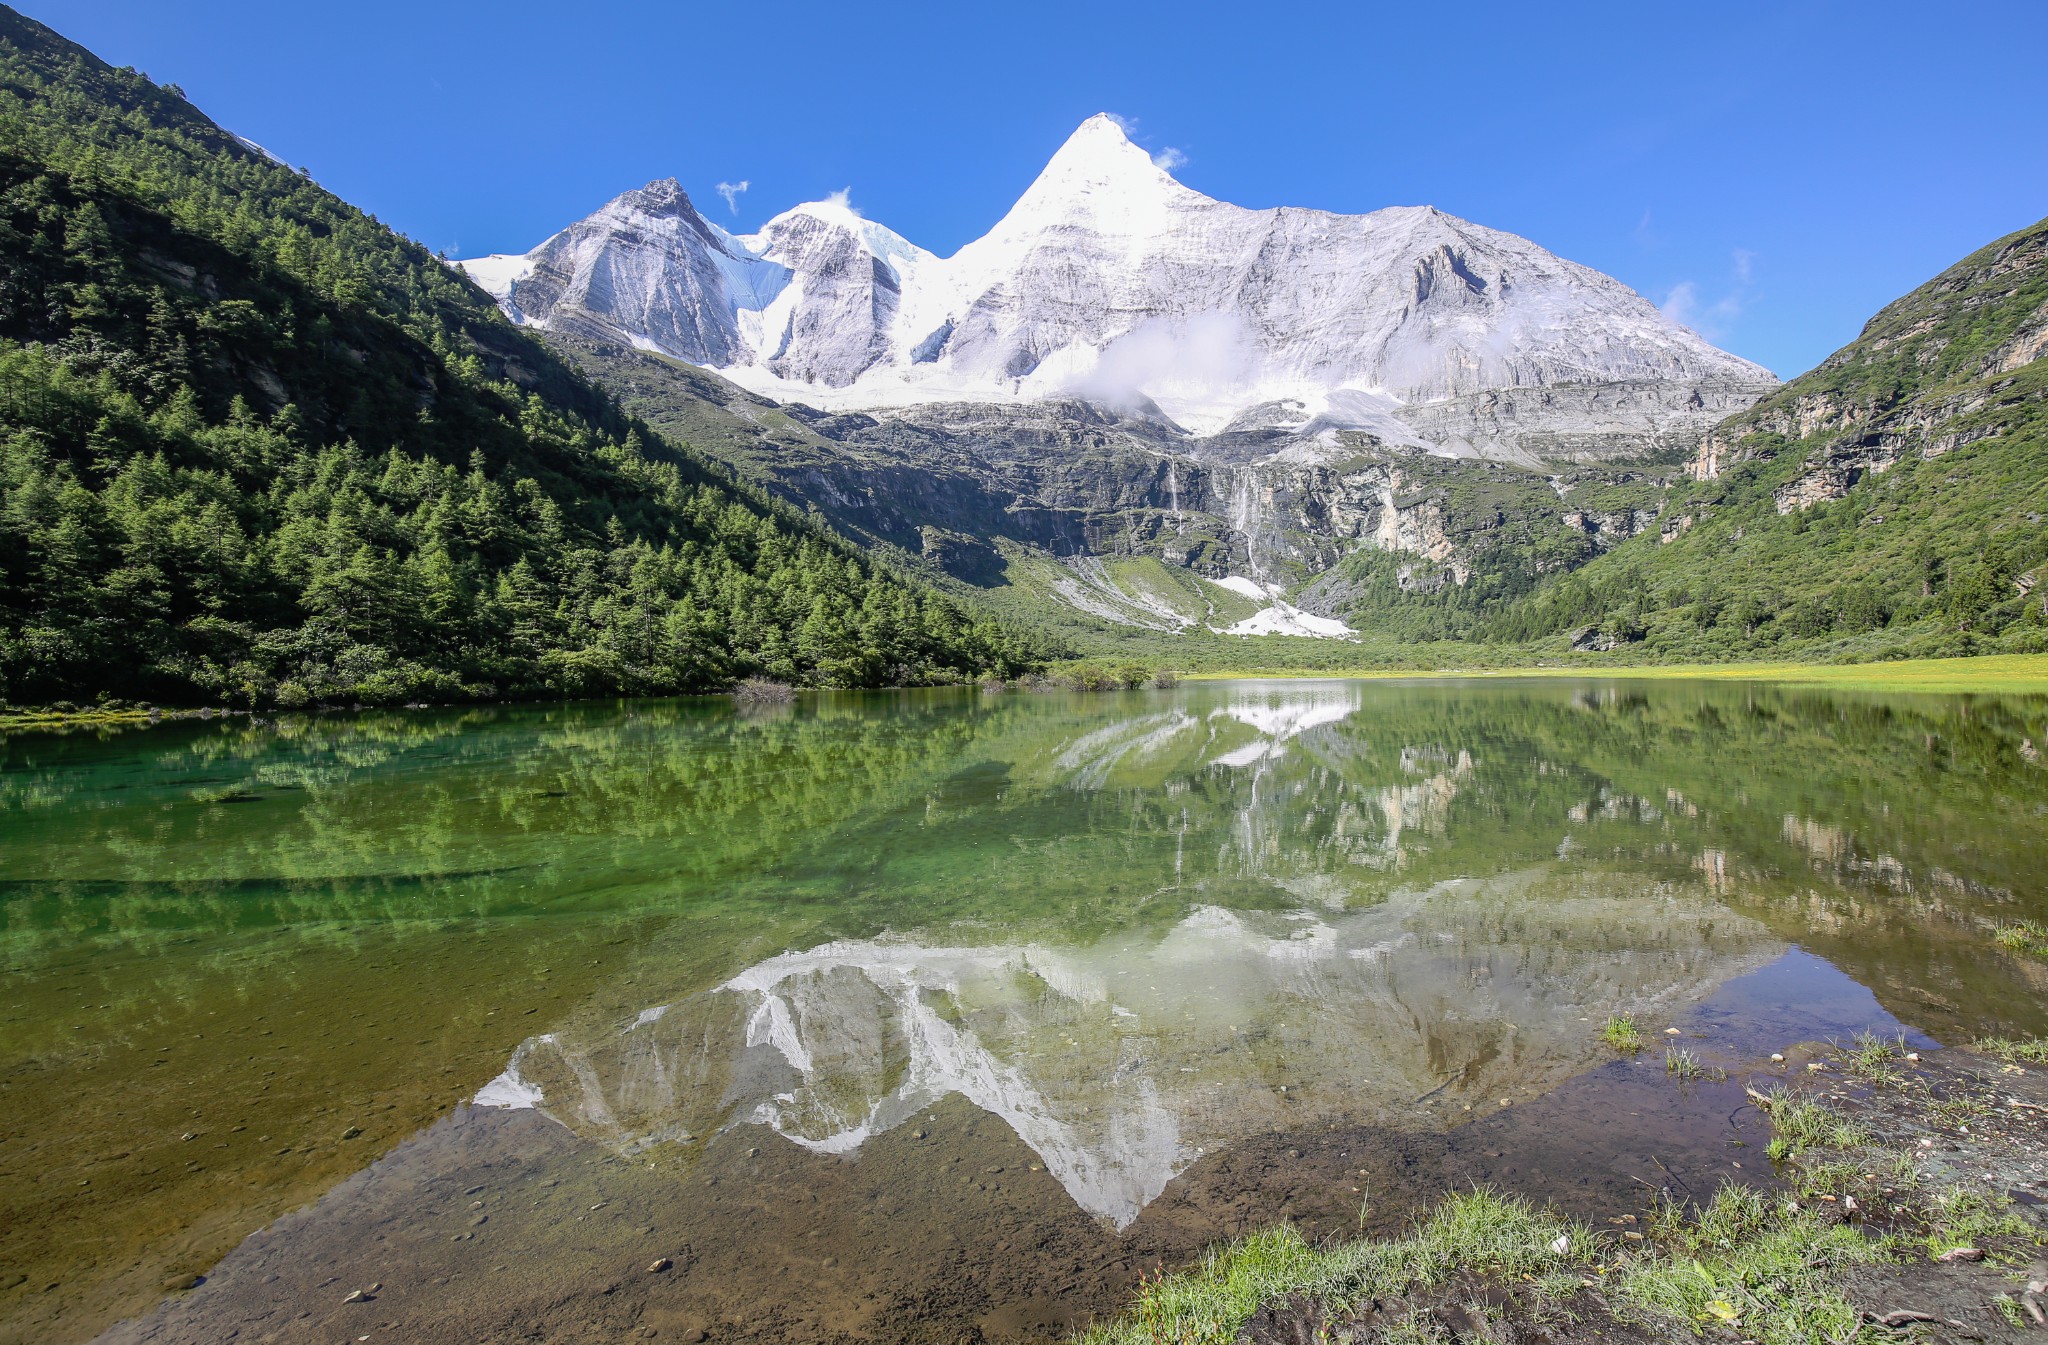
[549,335,1674,628]
[1400,379,1763,465]
[462,179,759,364]
[1688,219,2048,514]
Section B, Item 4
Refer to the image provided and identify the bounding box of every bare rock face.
[544,333,1679,632]
[748,208,904,387]
[1394,378,1770,466]
[461,187,938,388]
[460,115,1775,465]
[1687,221,2048,514]
[475,179,757,366]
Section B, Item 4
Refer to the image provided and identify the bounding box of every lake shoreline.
[10,679,2047,1344]
[98,1037,2048,1345]
[1181,652,2048,695]
[1083,1037,2048,1344]
[9,652,2048,739]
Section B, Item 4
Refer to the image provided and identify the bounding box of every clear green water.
[5,680,2048,1342]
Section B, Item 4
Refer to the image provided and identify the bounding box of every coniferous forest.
[0,11,1042,709]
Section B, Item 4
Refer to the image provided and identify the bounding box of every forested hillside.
[1467,218,2048,661]
[0,8,1037,709]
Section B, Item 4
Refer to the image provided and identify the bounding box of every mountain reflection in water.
[479,685,1781,1226]
[10,676,2048,1344]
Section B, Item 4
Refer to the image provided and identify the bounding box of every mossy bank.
[1080,1037,2048,1344]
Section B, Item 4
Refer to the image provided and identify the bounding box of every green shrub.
[1602,1015,1645,1052]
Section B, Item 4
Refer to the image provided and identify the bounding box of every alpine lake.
[5,678,2047,1345]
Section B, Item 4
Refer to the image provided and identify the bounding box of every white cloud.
[1660,280,1700,324]
[1104,112,1187,173]
[1065,310,1257,409]
[1660,280,1743,341]
[714,179,749,213]
[1660,248,1756,343]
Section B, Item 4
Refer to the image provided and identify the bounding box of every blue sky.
[27,0,2048,378]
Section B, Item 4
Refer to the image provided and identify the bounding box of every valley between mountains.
[7,10,2048,1345]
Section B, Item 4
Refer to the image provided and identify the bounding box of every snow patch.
[457,253,537,302]
[232,133,286,166]
[1209,575,1272,601]
[1225,603,1355,639]
[1200,576,1354,639]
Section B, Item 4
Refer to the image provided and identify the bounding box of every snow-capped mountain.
[460,114,1773,440]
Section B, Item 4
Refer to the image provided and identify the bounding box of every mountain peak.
[762,193,888,246]
[1066,112,1144,152]
[988,114,1205,243]
[615,177,706,221]
[755,194,935,273]
[1038,113,1173,184]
